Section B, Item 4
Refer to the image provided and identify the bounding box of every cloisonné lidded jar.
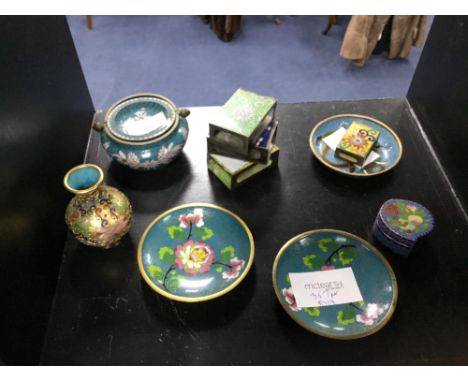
[372,198,434,256]
[94,93,190,170]
[64,164,132,248]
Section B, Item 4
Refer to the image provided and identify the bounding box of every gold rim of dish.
[308,114,403,177]
[137,202,255,303]
[63,163,104,195]
[103,93,181,146]
[272,228,398,340]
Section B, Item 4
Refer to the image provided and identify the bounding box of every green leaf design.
[220,246,235,262]
[194,227,214,240]
[159,246,175,264]
[168,225,185,240]
[286,274,291,285]
[414,209,426,218]
[215,266,223,273]
[355,300,365,308]
[302,254,325,269]
[395,201,410,219]
[338,248,354,266]
[304,307,320,317]
[147,265,164,281]
[318,238,332,253]
[167,275,183,291]
[337,308,356,325]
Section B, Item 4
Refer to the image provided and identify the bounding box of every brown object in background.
[322,16,338,35]
[202,16,243,42]
[86,15,93,30]
[340,16,427,66]
[389,16,427,59]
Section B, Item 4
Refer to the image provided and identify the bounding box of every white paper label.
[322,127,346,150]
[358,150,381,169]
[289,268,363,308]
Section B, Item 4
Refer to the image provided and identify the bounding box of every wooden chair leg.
[86,16,93,30]
[322,15,337,35]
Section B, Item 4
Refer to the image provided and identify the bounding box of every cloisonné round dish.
[272,229,397,339]
[309,114,403,177]
[138,203,254,302]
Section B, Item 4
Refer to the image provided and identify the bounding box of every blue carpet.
[67,16,431,109]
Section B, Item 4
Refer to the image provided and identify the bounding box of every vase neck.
[64,164,104,195]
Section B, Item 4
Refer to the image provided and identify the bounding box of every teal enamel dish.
[96,93,190,170]
[138,203,254,302]
[273,229,397,339]
[309,114,403,177]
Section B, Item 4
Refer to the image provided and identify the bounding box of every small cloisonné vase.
[63,164,132,248]
[94,93,190,171]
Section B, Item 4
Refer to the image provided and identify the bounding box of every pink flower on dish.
[174,240,214,275]
[222,257,245,280]
[179,208,204,228]
[282,287,301,311]
[356,303,384,326]
[321,264,335,271]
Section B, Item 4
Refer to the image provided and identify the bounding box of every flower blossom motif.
[222,257,245,280]
[96,218,130,246]
[340,133,370,154]
[356,303,384,326]
[282,287,300,311]
[157,143,183,165]
[407,215,423,226]
[179,208,204,228]
[174,240,214,275]
[321,264,335,271]
[233,106,254,121]
[115,150,141,169]
[384,204,399,218]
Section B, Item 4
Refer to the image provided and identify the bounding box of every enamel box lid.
[379,199,434,241]
[105,94,177,143]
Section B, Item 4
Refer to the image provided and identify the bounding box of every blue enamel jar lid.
[379,199,434,241]
[105,94,178,143]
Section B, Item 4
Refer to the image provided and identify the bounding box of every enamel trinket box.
[373,199,434,256]
[335,121,380,165]
[208,145,280,190]
[209,88,277,156]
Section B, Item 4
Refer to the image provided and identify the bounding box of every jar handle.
[92,110,106,131]
[177,108,190,118]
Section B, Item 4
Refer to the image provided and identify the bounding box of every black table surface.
[41,99,468,365]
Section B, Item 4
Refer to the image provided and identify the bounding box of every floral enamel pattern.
[337,121,380,159]
[282,237,386,327]
[146,208,246,292]
[110,141,184,170]
[382,199,433,237]
[65,186,132,248]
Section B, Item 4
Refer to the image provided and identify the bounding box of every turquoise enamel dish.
[272,229,397,339]
[309,114,403,177]
[96,93,190,170]
[138,203,254,302]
